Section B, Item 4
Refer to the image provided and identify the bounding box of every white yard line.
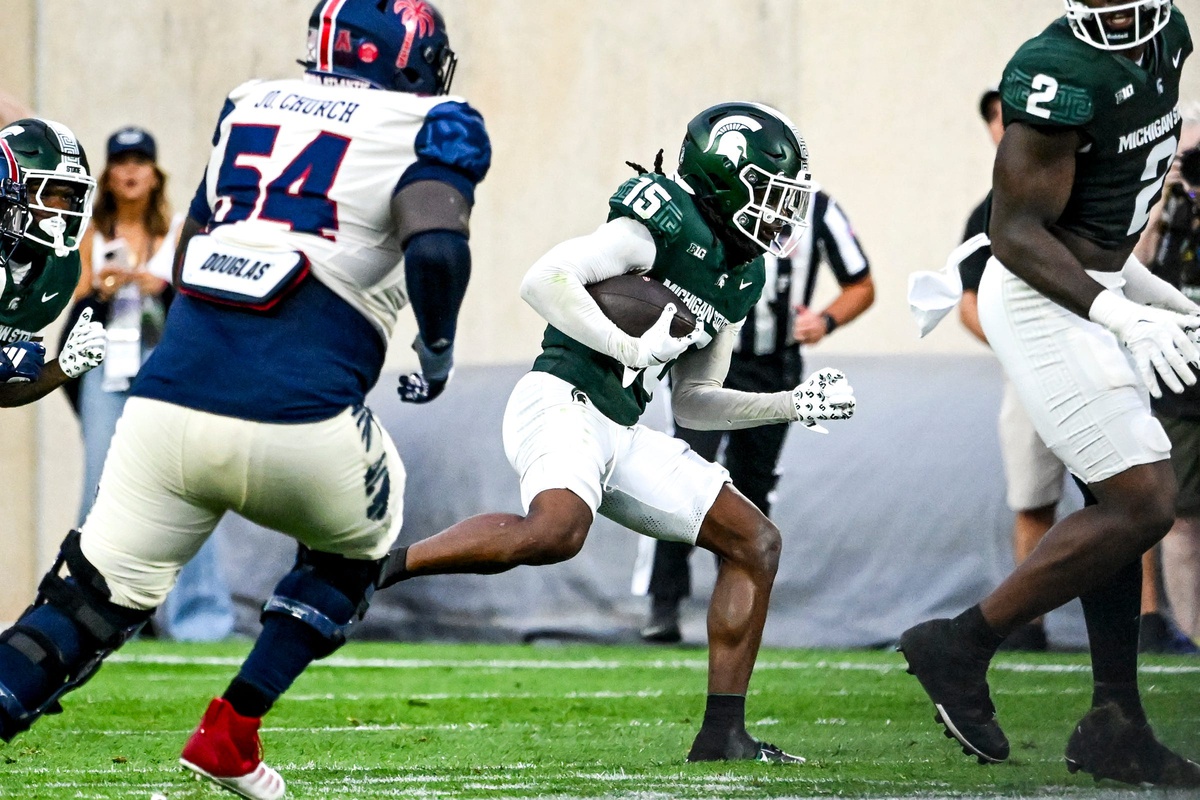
[107,653,1200,675]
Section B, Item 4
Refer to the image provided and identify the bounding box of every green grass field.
[0,640,1196,799]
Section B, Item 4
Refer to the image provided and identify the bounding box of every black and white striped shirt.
[736,190,870,357]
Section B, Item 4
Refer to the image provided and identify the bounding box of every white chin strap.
[36,216,69,257]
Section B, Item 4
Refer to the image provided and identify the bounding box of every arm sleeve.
[403,229,471,349]
[1123,254,1200,313]
[518,216,657,365]
[670,323,796,431]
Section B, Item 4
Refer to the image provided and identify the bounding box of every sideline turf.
[1,641,1196,798]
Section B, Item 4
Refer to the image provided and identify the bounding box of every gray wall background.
[0,1,1173,633]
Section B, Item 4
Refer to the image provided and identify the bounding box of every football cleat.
[1065,703,1200,787]
[180,698,285,800]
[898,619,1010,764]
[686,727,805,764]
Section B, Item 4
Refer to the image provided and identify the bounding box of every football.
[585,274,698,338]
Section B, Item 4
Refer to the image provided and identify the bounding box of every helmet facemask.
[1063,0,1171,51]
[23,172,95,257]
[0,178,30,269]
[734,163,815,258]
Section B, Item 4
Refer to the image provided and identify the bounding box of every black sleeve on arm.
[403,229,471,350]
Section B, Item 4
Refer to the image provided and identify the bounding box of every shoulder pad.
[1001,34,1096,128]
[414,101,492,185]
[607,174,687,244]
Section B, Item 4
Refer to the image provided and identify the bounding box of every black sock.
[1092,681,1147,726]
[1080,560,1143,718]
[223,677,273,718]
[700,693,746,732]
[953,605,1005,655]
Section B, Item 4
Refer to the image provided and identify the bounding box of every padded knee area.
[260,548,383,657]
[0,532,152,740]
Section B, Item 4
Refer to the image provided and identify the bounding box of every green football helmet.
[0,118,95,257]
[677,102,814,261]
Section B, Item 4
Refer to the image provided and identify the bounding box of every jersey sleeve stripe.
[820,199,869,280]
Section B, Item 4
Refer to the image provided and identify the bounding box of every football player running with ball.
[378,102,856,763]
[0,2,489,798]
[900,0,1200,786]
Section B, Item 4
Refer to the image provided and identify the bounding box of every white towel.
[906,233,991,337]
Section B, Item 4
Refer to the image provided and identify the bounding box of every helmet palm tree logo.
[705,115,763,168]
[394,0,436,69]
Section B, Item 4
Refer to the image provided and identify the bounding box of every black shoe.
[1065,703,1200,787]
[1138,612,1200,655]
[640,598,681,644]
[898,619,1010,764]
[997,622,1047,652]
[686,727,805,764]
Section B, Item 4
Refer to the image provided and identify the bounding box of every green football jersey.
[1000,10,1192,249]
[0,248,80,343]
[531,173,765,426]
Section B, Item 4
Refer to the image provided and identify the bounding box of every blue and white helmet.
[303,0,457,95]
[1063,0,1171,51]
[0,140,31,270]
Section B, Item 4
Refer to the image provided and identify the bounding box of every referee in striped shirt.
[638,189,875,643]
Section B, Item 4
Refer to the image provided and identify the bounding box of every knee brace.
[0,530,151,741]
[260,546,382,659]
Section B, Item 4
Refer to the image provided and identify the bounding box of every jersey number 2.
[215,124,351,241]
[1129,136,1178,235]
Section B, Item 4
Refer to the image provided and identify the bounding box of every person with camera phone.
[1134,110,1200,653]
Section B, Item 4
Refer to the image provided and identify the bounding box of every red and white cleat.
[180,697,286,800]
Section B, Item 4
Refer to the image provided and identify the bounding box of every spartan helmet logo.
[705,114,764,167]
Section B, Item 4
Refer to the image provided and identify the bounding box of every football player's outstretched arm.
[670,324,854,432]
[0,360,69,407]
[519,217,698,369]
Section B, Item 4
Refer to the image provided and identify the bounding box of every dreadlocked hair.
[625,149,666,176]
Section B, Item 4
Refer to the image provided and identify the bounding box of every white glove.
[59,307,107,379]
[1089,290,1200,399]
[791,367,856,434]
[620,304,704,388]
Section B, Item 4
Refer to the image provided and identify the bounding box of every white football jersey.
[196,75,466,340]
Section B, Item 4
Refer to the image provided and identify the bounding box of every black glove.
[397,335,453,404]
